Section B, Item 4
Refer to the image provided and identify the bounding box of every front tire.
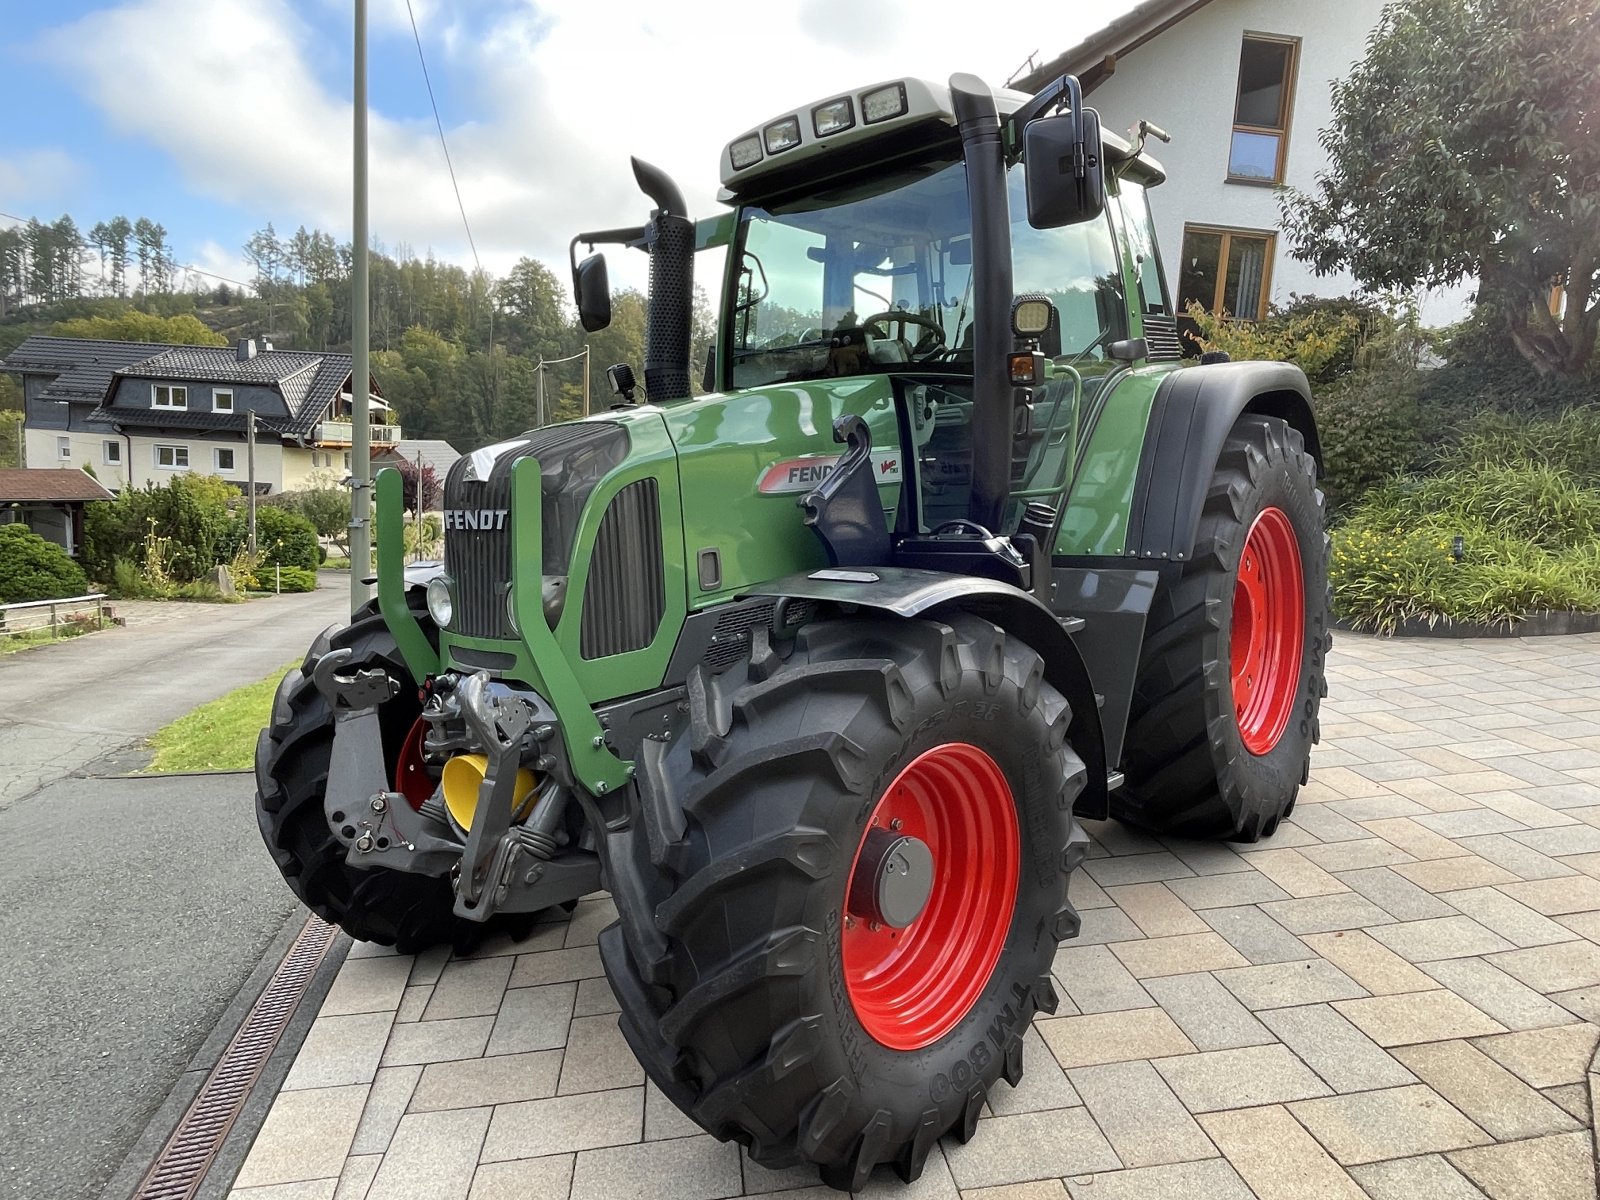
[1116,413,1329,840]
[600,613,1089,1191]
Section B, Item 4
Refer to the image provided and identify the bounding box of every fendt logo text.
[757,452,903,494]
[443,509,510,531]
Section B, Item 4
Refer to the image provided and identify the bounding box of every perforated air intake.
[580,479,665,659]
[1144,314,1183,362]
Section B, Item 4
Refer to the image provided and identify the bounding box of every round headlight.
[425,576,453,627]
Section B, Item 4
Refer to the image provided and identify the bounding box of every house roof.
[374,439,461,476]
[0,467,115,504]
[3,336,377,443]
[1013,0,1218,95]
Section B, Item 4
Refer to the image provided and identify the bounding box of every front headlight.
[425,576,453,628]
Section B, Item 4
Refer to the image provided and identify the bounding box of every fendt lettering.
[258,70,1324,1193]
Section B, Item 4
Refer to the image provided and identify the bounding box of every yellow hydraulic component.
[440,753,538,832]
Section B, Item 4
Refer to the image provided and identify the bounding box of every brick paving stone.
[1197,1105,1367,1200]
[562,897,616,949]
[1242,849,1348,898]
[1541,1083,1591,1121]
[395,986,430,1023]
[1287,1084,1493,1165]
[1487,940,1600,992]
[407,945,450,986]
[1071,906,1145,946]
[942,1108,1120,1190]
[1069,873,1114,910]
[1104,882,1207,937]
[738,1149,827,1196]
[1066,1060,1216,1167]
[1154,1044,1331,1112]
[1080,852,1195,887]
[1362,818,1473,861]
[1082,818,1166,856]
[351,1065,422,1155]
[1557,910,1600,944]
[1509,825,1600,856]
[1332,988,1507,1046]
[1454,835,1579,882]
[1348,1154,1493,1200]
[1447,1132,1598,1200]
[1215,959,1368,1009]
[380,1016,493,1067]
[1202,905,1320,965]
[1052,944,1153,1013]
[1258,894,1396,934]
[643,1080,702,1140]
[1165,871,1290,910]
[235,1085,369,1189]
[970,1182,1070,1200]
[1258,1003,1416,1093]
[1551,984,1600,1022]
[1142,973,1275,1051]
[1328,795,1431,821]
[1392,1039,1581,1141]
[1337,866,1458,920]
[1414,810,1530,839]
[572,976,620,1018]
[465,1155,573,1200]
[485,983,576,1057]
[1158,839,1254,876]
[1388,778,1485,812]
[1368,915,1517,962]
[1419,958,1581,1031]
[1299,930,1435,994]
[336,1156,381,1200]
[480,1087,644,1162]
[1392,856,1523,893]
[1472,1024,1600,1088]
[557,1014,645,1094]
[423,957,515,1021]
[320,955,413,1017]
[410,1050,561,1112]
[283,1012,395,1091]
[1296,838,1417,873]
[1443,887,1582,947]
[568,1134,739,1200]
[1499,876,1600,915]
[1468,791,1578,830]
[507,946,604,988]
[1060,1158,1253,1200]
[987,1025,1081,1116]
[232,1180,337,1199]
[1288,806,1373,843]
[365,1108,489,1200]
[1038,1007,1196,1069]
[1108,932,1249,978]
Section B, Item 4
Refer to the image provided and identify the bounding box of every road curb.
[96,908,352,1200]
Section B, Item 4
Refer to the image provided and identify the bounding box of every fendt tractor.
[256,72,1328,1189]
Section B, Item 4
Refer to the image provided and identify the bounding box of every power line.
[404,0,480,272]
[0,208,253,290]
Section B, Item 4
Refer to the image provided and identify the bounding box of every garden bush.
[1312,368,1430,512]
[0,524,89,603]
[250,507,320,573]
[83,473,238,588]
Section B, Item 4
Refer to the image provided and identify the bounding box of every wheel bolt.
[371,796,387,813]
[889,818,903,831]
[869,921,881,932]
[355,834,374,852]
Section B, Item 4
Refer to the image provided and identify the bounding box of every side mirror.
[1024,106,1106,229]
[573,253,612,333]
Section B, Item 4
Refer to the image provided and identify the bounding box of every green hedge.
[0,524,89,604]
[250,506,319,573]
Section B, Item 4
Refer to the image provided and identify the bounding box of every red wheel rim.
[393,717,433,809]
[842,743,1019,1051]
[1231,506,1305,756]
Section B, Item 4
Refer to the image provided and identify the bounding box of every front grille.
[1144,313,1183,362]
[442,423,627,640]
[703,597,816,672]
[580,480,665,659]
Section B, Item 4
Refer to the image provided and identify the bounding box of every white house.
[1016,0,1473,328]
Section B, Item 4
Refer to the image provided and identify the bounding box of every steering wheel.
[863,311,947,357]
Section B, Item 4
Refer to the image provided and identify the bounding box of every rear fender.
[1126,361,1320,564]
[747,567,1110,819]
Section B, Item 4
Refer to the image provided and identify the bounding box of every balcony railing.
[316,421,400,445]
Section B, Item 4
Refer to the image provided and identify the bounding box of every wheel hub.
[847,829,934,929]
[1231,505,1305,756]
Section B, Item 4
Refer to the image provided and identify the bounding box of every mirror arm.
[1003,73,1085,153]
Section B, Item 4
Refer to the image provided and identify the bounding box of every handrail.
[0,592,107,613]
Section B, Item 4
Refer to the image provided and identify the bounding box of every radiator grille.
[580,480,665,659]
[1144,313,1183,362]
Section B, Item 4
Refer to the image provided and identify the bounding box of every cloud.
[38,0,1136,292]
[0,148,87,213]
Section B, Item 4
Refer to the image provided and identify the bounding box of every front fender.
[747,567,1110,819]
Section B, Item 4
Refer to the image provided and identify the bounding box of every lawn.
[145,661,298,772]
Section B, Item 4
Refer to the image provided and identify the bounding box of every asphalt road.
[0,583,350,1200]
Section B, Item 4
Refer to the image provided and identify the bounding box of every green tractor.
[256,71,1327,1189]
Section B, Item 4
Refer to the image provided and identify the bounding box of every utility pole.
[535,359,546,428]
[246,409,258,555]
[349,0,373,613]
[582,344,590,417]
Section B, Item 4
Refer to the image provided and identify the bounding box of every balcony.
[315,421,401,446]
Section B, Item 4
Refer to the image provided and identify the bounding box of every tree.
[1280,0,1600,376]
[53,311,226,345]
[395,457,441,512]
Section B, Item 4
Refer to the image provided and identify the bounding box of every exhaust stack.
[632,158,695,403]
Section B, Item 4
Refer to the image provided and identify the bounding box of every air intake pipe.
[949,74,1016,533]
[632,158,695,403]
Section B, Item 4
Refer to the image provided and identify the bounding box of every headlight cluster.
[425,576,453,628]
[726,81,911,174]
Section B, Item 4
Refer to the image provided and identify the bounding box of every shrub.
[1184,296,1365,387]
[269,475,350,555]
[268,565,317,593]
[83,473,238,588]
[0,524,89,603]
[251,507,319,573]
[1313,368,1429,512]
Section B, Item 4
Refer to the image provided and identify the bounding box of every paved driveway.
[229,632,1600,1200]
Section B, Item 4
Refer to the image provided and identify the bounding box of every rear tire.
[600,613,1089,1191]
[1115,413,1329,840]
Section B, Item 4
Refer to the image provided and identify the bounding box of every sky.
[0,0,1141,295]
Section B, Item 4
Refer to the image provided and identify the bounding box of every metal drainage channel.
[133,916,339,1200]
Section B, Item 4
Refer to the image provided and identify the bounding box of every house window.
[1228,35,1299,183]
[213,389,235,414]
[215,447,236,472]
[1178,226,1275,321]
[57,436,71,460]
[103,440,121,465]
[343,452,351,470]
[153,384,189,410]
[155,444,190,469]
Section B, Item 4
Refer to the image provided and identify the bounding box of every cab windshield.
[727,157,1127,389]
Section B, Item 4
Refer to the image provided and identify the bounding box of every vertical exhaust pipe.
[632,158,695,403]
[949,74,1015,533]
